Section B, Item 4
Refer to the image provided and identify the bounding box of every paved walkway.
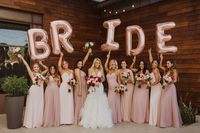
[0,114,199,133]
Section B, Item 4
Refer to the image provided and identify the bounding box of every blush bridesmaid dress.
[158,73,182,128]
[131,72,149,124]
[149,72,162,126]
[43,76,60,127]
[74,70,87,125]
[107,72,122,124]
[120,69,134,122]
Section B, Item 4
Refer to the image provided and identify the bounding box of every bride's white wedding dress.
[80,71,113,129]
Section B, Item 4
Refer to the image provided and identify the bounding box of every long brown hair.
[48,65,60,79]
[166,59,178,81]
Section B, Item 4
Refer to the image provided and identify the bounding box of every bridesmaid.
[74,48,92,125]
[43,65,60,127]
[58,52,74,125]
[131,56,149,124]
[18,55,48,128]
[148,48,162,126]
[118,60,134,122]
[158,54,182,128]
[104,51,122,124]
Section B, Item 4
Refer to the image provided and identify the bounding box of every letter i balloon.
[101,19,121,51]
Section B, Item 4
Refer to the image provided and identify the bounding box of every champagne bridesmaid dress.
[107,72,122,124]
[120,70,134,122]
[74,70,87,125]
[43,76,60,127]
[158,73,182,128]
[59,72,74,124]
[149,72,162,126]
[23,76,44,128]
[131,72,149,124]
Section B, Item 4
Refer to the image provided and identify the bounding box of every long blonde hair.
[90,58,104,73]
[109,59,118,70]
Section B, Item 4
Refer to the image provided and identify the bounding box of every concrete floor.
[0,114,199,133]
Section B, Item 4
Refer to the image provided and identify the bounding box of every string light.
[104,3,135,15]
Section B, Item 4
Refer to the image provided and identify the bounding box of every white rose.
[13,47,19,53]
[15,47,20,52]
[167,76,172,82]
[90,42,94,47]
[85,42,89,48]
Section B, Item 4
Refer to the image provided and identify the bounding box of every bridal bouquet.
[135,73,152,89]
[83,41,95,54]
[87,76,102,93]
[33,73,46,86]
[162,75,173,89]
[68,78,77,86]
[121,71,131,85]
[8,47,24,61]
[114,84,128,95]
[135,73,145,88]
[144,74,152,89]
[67,78,76,93]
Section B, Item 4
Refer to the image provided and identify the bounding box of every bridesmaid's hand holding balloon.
[38,61,43,65]
[88,48,92,53]
[148,48,151,53]
[132,56,136,64]
[107,51,111,58]
[17,54,23,59]
[160,54,163,60]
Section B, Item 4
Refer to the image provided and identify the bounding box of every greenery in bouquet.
[8,47,24,62]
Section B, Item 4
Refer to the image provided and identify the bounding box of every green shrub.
[2,76,29,96]
[0,78,5,93]
[179,97,198,125]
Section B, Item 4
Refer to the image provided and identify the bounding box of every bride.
[80,58,113,129]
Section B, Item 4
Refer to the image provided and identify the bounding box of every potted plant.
[0,78,6,114]
[2,76,28,129]
[179,96,198,125]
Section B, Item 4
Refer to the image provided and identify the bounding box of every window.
[0,22,29,78]
[0,8,43,78]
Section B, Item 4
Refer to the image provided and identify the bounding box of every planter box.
[6,96,25,129]
[0,93,6,114]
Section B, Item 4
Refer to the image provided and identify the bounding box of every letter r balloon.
[50,20,74,55]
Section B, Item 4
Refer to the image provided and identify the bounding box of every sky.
[0,29,27,46]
